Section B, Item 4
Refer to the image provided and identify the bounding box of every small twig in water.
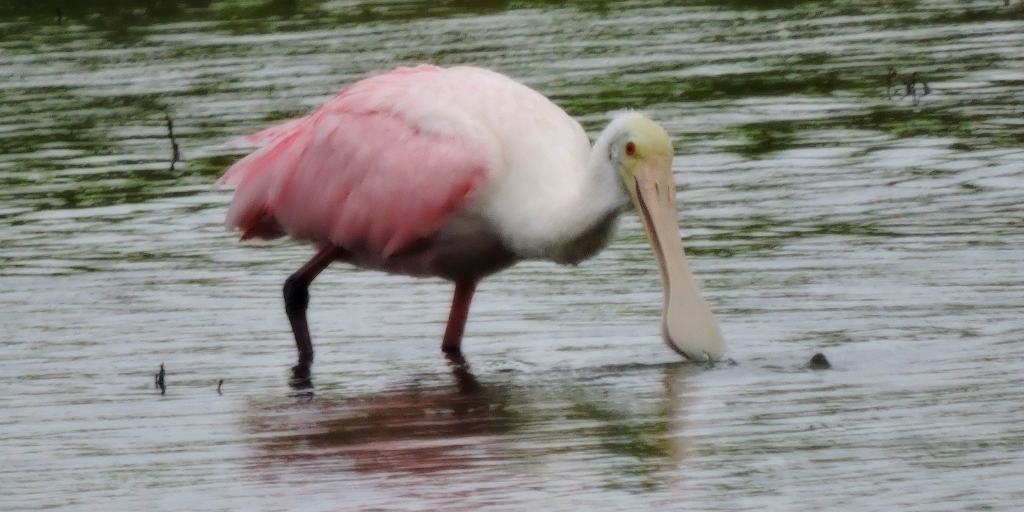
[217,379,223,395]
[887,68,931,106]
[155,364,166,395]
[885,67,899,99]
[905,71,917,98]
[166,115,180,171]
[904,72,932,106]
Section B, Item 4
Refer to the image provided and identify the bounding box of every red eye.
[625,141,636,156]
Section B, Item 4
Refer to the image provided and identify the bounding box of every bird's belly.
[337,212,517,281]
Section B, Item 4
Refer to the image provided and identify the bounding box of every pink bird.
[218,65,723,388]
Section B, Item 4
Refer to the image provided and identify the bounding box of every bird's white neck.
[477,116,629,263]
[540,134,632,264]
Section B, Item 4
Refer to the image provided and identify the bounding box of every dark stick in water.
[166,115,180,171]
[886,67,898,99]
[155,364,166,395]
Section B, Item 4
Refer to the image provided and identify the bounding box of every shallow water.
[2,1,1023,510]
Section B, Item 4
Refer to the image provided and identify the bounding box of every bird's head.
[597,113,724,361]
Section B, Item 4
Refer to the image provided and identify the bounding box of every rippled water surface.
[2,1,1023,510]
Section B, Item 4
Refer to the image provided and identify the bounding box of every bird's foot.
[443,348,468,368]
[289,363,313,391]
[444,350,481,394]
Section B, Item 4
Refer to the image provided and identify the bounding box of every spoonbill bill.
[218,65,723,387]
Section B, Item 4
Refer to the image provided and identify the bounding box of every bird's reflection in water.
[247,354,518,475]
[247,357,701,487]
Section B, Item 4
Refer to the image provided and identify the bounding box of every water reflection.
[248,361,699,490]
[250,366,516,475]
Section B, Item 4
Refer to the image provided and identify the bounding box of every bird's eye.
[625,141,636,156]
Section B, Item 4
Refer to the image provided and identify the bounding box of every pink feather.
[217,65,490,257]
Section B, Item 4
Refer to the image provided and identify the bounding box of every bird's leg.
[284,245,344,389]
[441,279,478,356]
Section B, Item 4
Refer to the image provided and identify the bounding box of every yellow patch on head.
[622,116,674,161]
[613,114,674,183]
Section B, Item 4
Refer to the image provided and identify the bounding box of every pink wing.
[217,66,490,257]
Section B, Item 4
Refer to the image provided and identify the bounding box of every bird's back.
[218,65,592,260]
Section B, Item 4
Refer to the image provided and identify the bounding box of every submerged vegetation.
[728,102,1022,158]
[4,0,1023,34]
[555,70,857,116]
[2,0,1022,214]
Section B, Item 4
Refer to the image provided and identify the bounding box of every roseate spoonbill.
[218,65,723,387]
